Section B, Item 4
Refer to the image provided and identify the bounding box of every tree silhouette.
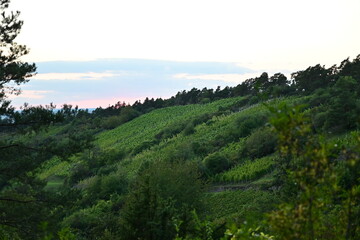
[0,0,36,116]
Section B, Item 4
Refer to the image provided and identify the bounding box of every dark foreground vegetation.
[1,1,360,239]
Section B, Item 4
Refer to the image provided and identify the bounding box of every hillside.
[35,93,358,239]
[41,95,284,233]
[1,55,360,239]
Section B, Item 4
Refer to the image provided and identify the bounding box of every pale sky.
[7,0,360,108]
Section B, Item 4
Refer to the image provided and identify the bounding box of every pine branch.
[0,144,40,151]
[0,197,35,203]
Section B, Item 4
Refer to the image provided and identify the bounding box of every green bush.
[248,96,260,105]
[101,107,140,130]
[119,161,205,240]
[192,140,212,157]
[131,139,158,155]
[85,173,128,201]
[233,113,268,139]
[182,122,195,135]
[99,174,127,197]
[68,162,92,185]
[324,76,360,132]
[203,152,230,175]
[101,115,124,129]
[243,127,277,159]
[312,111,327,131]
[155,121,187,140]
[61,200,119,239]
[308,88,331,107]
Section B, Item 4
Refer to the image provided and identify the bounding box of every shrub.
[308,88,331,107]
[234,113,267,139]
[243,127,277,159]
[68,163,92,185]
[312,111,327,131]
[84,173,128,202]
[131,139,158,155]
[203,152,230,175]
[61,200,119,239]
[101,107,140,130]
[183,122,195,136]
[119,161,205,240]
[155,122,187,140]
[101,116,123,129]
[192,140,212,157]
[324,76,360,132]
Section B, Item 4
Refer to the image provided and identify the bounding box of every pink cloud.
[66,96,145,109]
[10,90,54,100]
[31,72,122,81]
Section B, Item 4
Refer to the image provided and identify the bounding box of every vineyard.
[2,4,359,236]
[27,96,307,199]
[15,89,357,239]
[96,97,243,151]
[214,155,275,183]
[3,87,359,239]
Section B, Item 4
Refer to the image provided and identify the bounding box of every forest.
[1,0,360,239]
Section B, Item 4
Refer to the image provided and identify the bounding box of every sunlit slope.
[121,102,270,172]
[47,95,312,222]
[99,97,282,222]
[95,97,243,152]
[110,96,306,181]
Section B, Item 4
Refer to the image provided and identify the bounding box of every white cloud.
[11,90,54,99]
[31,72,122,81]
[173,72,263,84]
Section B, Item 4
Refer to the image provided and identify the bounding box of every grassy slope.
[41,98,243,186]
[92,97,279,222]
[41,95,326,223]
[95,97,243,151]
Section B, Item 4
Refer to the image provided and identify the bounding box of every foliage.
[234,113,268,139]
[119,161,205,240]
[101,106,140,129]
[1,40,360,239]
[61,199,120,239]
[267,102,360,240]
[83,173,128,203]
[96,97,242,152]
[0,0,36,116]
[242,127,277,159]
[291,64,334,93]
[57,227,77,240]
[0,4,94,234]
[173,210,214,240]
[38,157,71,180]
[205,189,278,229]
[215,156,275,183]
[221,223,273,240]
[324,76,360,131]
[203,152,230,175]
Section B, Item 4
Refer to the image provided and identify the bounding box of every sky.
[7,0,360,108]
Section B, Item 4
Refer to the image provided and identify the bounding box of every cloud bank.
[11,59,260,108]
[32,72,123,81]
[173,73,264,84]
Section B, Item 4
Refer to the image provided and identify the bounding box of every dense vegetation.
[1,1,360,239]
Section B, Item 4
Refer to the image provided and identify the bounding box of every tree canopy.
[0,0,36,116]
